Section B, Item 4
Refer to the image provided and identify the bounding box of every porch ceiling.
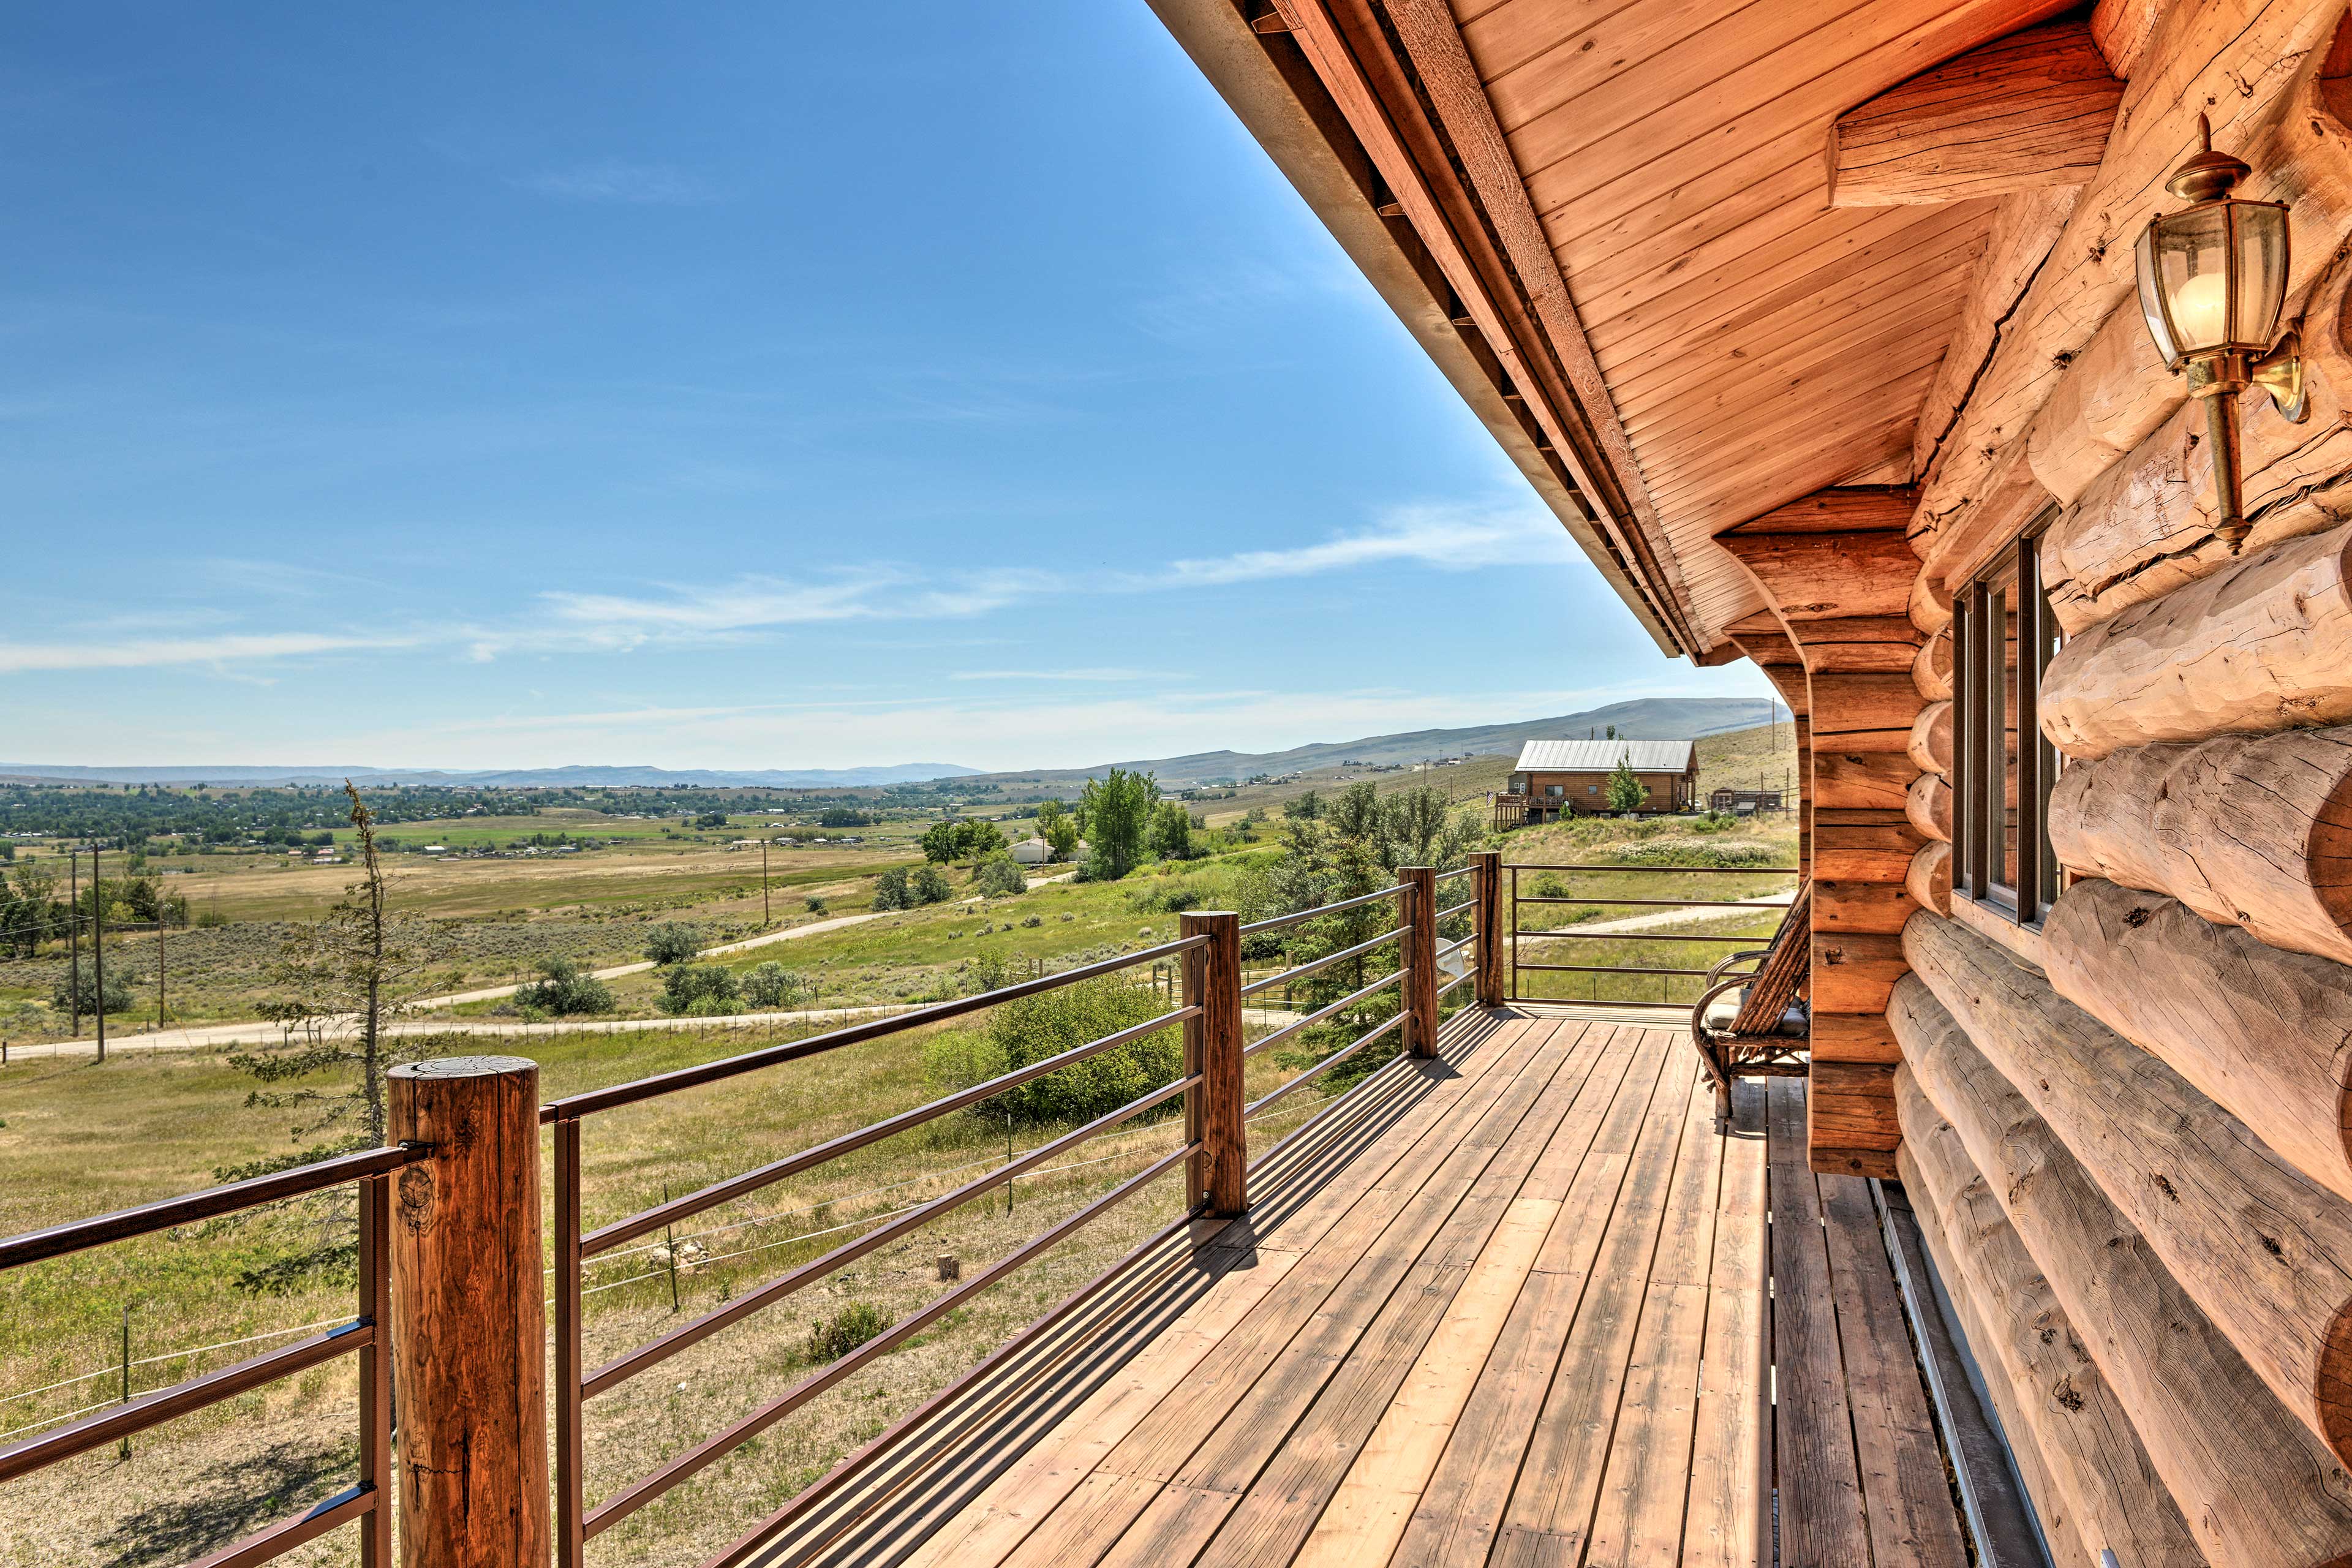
[1449,0,2068,644]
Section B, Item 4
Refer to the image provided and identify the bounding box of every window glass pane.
[1985,557,2019,898]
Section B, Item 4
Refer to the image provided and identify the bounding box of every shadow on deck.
[746,1006,1969,1567]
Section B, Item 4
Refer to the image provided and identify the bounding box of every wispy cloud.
[1155,502,1554,587]
[518,160,721,205]
[948,667,1166,683]
[0,631,412,674]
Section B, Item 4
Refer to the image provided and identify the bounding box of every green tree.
[644,922,703,965]
[1150,800,1194,861]
[1077,768,1158,881]
[975,858,1027,897]
[658,963,740,1016]
[741,961,804,1009]
[910,864,955,905]
[1283,789,1324,821]
[872,867,913,910]
[1035,798,1079,860]
[920,820,962,864]
[1606,752,1646,813]
[957,819,1008,861]
[921,978,1183,1128]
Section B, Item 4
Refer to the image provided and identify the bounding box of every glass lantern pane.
[2135,226,2179,366]
[2155,206,2232,356]
[2232,202,2290,345]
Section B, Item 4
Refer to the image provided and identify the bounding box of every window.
[1953,519,2064,924]
[1545,784,1564,799]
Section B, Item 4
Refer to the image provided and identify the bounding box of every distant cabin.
[1009,837,1053,865]
[1499,739,1698,825]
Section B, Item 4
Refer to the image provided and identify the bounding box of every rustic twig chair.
[1690,877,1811,1124]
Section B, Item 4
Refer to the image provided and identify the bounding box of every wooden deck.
[748,1008,1970,1568]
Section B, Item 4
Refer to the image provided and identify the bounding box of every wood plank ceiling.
[1421,0,2071,646]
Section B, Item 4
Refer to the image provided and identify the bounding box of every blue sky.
[1,4,1771,772]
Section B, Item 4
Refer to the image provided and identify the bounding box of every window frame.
[1953,514,2064,927]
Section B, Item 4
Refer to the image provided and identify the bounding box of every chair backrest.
[1727,878,1811,1036]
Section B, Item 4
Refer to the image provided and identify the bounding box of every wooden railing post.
[389,1056,550,1568]
[1401,867,1439,1058]
[1472,850,1503,1008]
[1182,911,1246,1216]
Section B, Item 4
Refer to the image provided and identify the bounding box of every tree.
[514,957,613,1017]
[920,820,962,865]
[1605,724,1618,740]
[1035,799,1079,861]
[872,867,914,911]
[910,864,955,904]
[741,961,803,1009]
[1077,768,1158,881]
[956,819,1007,861]
[1150,799,1194,861]
[975,859,1026,897]
[1606,752,1645,813]
[53,966,135,1017]
[658,963,740,1016]
[644,922,702,965]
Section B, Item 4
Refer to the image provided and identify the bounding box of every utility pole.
[156,908,166,1033]
[92,842,107,1064]
[65,846,81,1035]
[762,837,770,927]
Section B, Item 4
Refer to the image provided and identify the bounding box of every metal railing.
[1506,861,1801,1006]
[0,854,1505,1568]
[0,1144,417,1566]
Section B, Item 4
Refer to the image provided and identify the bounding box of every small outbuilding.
[1499,738,1698,825]
[1009,837,1053,865]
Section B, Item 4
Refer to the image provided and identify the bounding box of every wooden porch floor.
[751,1008,1969,1568]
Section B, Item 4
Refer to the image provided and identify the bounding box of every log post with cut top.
[1182,910,1245,1217]
[1471,850,1503,1007]
[1400,866,1439,1058]
[389,1055,549,1568]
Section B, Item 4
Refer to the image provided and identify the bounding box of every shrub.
[910,865,955,905]
[872,869,912,911]
[804,895,827,914]
[741,961,803,1009]
[1607,840,1787,869]
[52,968,136,1016]
[514,956,614,1016]
[974,859,1026,898]
[967,952,1011,995]
[924,977,1182,1128]
[644,922,703,965]
[1531,873,1572,900]
[806,1302,889,1363]
[658,962,739,1016]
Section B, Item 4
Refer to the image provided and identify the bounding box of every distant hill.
[0,763,983,789]
[958,696,1787,790]
[4,696,1783,794]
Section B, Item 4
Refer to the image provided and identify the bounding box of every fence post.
[1472,850,1504,1008]
[1401,866,1439,1058]
[1181,911,1246,1217]
[390,1056,550,1568]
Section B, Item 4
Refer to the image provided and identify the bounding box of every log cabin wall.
[1877,3,2352,1559]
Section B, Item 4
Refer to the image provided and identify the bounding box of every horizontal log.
[2089,0,2161,78]
[2044,877,2352,1207]
[1815,810,1926,883]
[1896,1076,2205,1567]
[2048,728,2352,965]
[1910,570,1952,637]
[1813,931,1905,1015]
[2038,254,2352,635]
[1907,0,2352,568]
[1889,973,2352,1566]
[2023,293,2176,508]
[1719,528,1917,620]
[1810,670,1927,739]
[1905,841,1951,917]
[1807,1060,1899,1178]
[1918,426,2058,587]
[2040,521,2352,758]
[1785,615,1921,673]
[1904,910,2352,1467]
[1828,21,2122,206]
[1811,1011,1899,1065]
[1815,751,1915,811]
[1912,628,1952,702]
[1906,700,1951,776]
[1904,772,1951,844]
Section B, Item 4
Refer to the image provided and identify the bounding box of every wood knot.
[396,1164,435,1234]
[2153,1172,2179,1202]
[2053,1378,2085,1412]
[2123,905,2152,928]
[2263,1234,2285,1257]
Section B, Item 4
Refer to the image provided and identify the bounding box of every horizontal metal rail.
[192,1485,376,1568]
[1435,899,1474,921]
[543,933,1207,1121]
[1239,883,1409,936]
[1438,971,1471,998]
[0,1144,420,1271]
[581,1003,1199,1257]
[1513,894,1787,909]
[1247,1011,1407,1116]
[0,1322,370,1482]
[1516,962,1718,978]
[1436,933,1474,961]
[1507,862,1799,874]
[584,1072,1200,1398]
[1243,967,1404,1058]
[586,1139,1196,1540]
[1433,865,1475,884]
[1515,929,1772,944]
[1238,927,1400,999]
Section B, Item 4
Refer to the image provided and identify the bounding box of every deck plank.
[1681,1081,1770,1568]
[1767,1077,1874,1567]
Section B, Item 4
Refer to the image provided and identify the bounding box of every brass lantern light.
[2134,113,2307,552]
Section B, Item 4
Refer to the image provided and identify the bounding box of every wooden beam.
[1828,21,2121,206]
[1904,842,1952,917]
[2040,521,2352,758]
[1905,910,2352,1469]
[2043,878,2352,1207]
[1890,974,2352,1567]
[1910,188,2078,483]
[2089,0,2165,78]
[2048,728,2352,967]
[1897,1084,2205,1567]
[1906,2,2352,571]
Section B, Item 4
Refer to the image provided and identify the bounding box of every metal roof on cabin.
[1515,739,1696,772]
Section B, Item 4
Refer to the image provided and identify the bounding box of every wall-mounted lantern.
[2134,114,2307,552]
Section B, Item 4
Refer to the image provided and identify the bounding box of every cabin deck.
[746,1007,1969,1568]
